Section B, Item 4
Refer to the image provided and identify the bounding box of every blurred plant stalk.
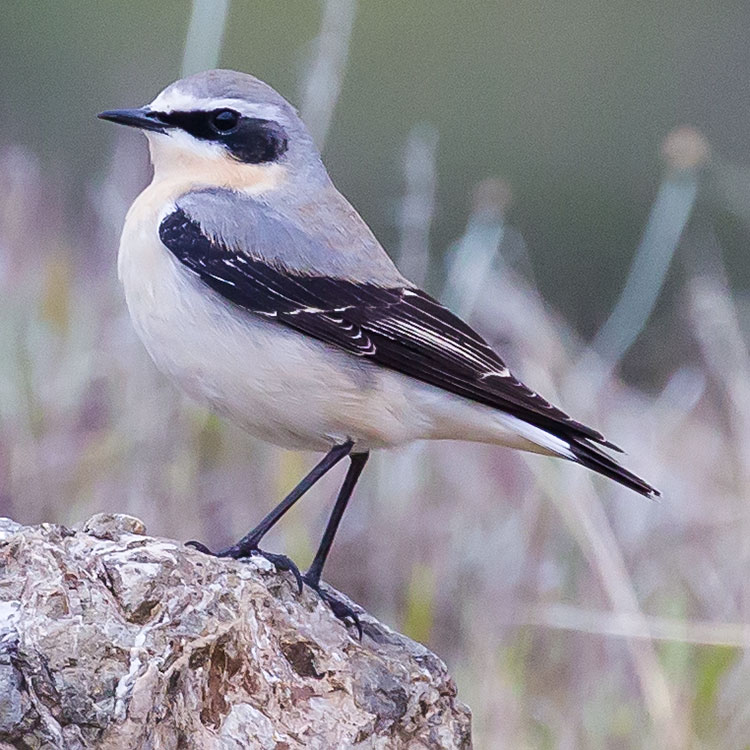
[442,178,512,318]
[587,127,710,382]
[181,0,231,77]
[520,602,750,648]
[300,0,357,151]
[394,123,438,289]
[688,273,750,616]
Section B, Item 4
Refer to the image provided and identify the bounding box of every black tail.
[567,437,660,499]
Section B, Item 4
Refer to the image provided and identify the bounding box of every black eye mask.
[155,109,289,164]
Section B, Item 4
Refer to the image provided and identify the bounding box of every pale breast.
[117,185,437,451]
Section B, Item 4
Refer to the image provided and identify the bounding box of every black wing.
[160,208,658,497]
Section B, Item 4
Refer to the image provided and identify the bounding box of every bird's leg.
[305,452,369,587]
[304,451,369,637]
[187,441,353,592]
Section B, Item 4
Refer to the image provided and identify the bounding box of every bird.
[99,70,658,634]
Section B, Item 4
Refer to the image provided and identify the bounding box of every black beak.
[97,108,167,133]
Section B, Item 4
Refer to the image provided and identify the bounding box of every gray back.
[177,187,409,287]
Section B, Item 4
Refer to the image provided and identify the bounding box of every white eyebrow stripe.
[149,90,286,121]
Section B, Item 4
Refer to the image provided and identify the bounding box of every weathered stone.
[0,515,472,749]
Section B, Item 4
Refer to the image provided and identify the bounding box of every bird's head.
[99,69,326,193]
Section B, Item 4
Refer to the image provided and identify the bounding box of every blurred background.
[2,1,750,747]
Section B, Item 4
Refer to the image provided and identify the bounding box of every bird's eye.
[209,109,240,133]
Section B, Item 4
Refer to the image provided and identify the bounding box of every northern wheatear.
[100,70,658,633]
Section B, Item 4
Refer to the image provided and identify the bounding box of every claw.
[303,576,363,640]
[186,540,303,594]
[255,550,303,594]
[185,540,213,554]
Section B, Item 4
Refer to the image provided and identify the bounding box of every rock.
[0,515,472,749]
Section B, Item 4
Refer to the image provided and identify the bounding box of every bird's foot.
[186,539,303,594]
[303,574,362,640]
[186,541,361,637]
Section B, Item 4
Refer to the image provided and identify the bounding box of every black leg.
[305,452,369,587]
[222,441,353,554]
[304,452,369,637]
[187,441,353,590]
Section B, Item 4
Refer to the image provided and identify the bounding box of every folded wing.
[159,202,658,498]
